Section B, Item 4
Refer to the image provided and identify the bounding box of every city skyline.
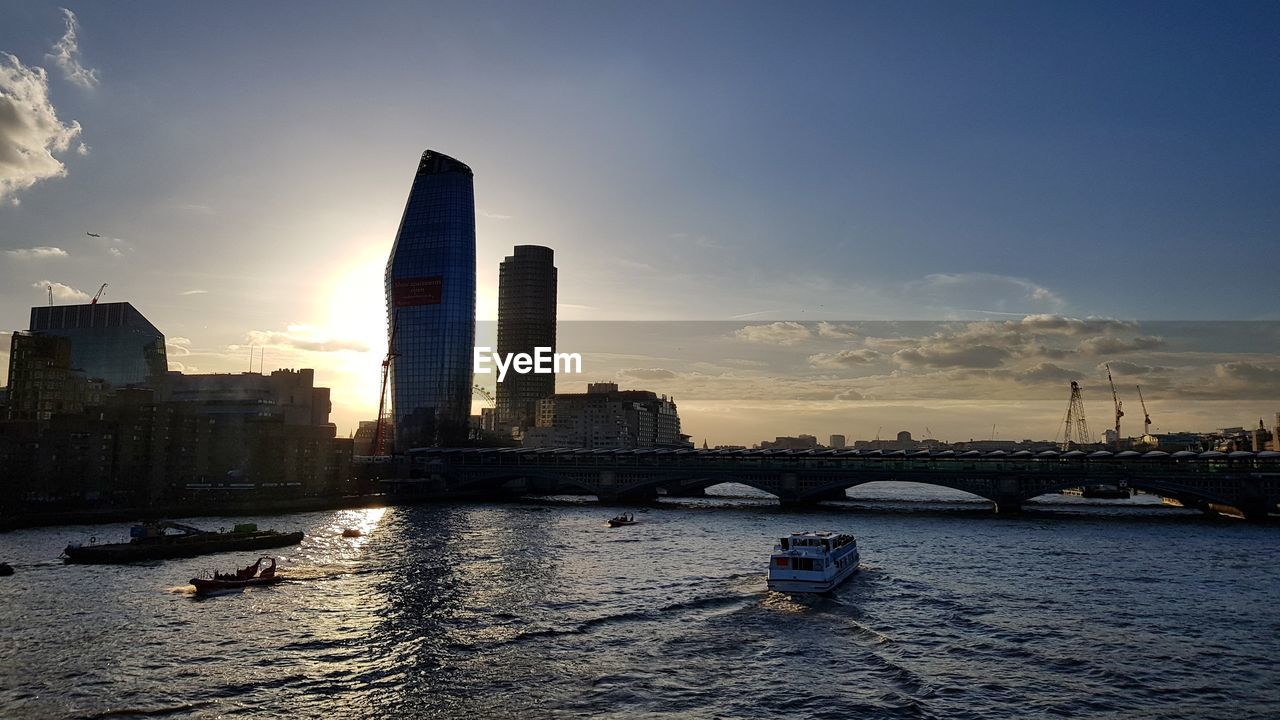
[2,2,1279,441]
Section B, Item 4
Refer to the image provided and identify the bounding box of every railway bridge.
[382,447,1280,520]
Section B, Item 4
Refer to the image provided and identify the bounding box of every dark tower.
[496,245,557,428]
[384,150,476,449]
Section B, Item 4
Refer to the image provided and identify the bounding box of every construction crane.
[1136,385,1152,437]
[371,316,399,457]
[1060,380,1092,451]
[90,283,108,305]
[1106,364,1124,449]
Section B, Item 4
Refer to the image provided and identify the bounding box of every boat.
[767,531,860,594]
[190,556,284,595]
[62,521,304,564]
[341,527,363,538]
[0,562,12,576]
[607,513,637,527]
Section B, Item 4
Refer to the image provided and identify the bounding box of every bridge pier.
[1238,500,1275,523]
[597,487,658,504]
[993,497,1023,514]
[663,487,708,498]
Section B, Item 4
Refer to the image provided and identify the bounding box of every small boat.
[0,562,13,576]
[607,513,637,527]
[341,528,363,538]
[190,556,284,595]
[63,521,303,564]
[767,531,860,594]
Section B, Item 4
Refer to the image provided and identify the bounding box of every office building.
[496,245,557,428]
[829,434,846,449]
[523,382,688,449]
[384,149,477,448]
[28,302,167,387]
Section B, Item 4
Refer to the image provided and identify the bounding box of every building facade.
[523,382,688,449]
[496,245,557,429]
[385,149,477,449]
[28,302,167,387]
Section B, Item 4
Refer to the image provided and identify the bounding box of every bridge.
[379,447,1280,520]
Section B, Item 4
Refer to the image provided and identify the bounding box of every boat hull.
[63,531,304,564]
[191,576,285,595]
[767,564,859,594]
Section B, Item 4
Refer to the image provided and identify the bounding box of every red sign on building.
[393,277,444,307]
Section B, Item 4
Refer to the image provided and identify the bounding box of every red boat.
[190,556,284,595]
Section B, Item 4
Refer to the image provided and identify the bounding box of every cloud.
[0,53,84,203]
[808,349,881,368]
[166,337,192,356]
[1019,314,1134,336]
[246,325,369,353]
[1014,362,1079,384]
[733,321,811,345]
[180,289,209,296]
[32,280,89,302]
[816,321,859,340]
[479,210,512,220]
[909,273,1065,312]
[47,9,99,89]
[617,368,677,380]
[1100,360,1170,376]
[892,344,1011,369]
[5,246,67,259]
[1078,335,1164,355]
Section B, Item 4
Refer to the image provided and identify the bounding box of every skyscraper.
[496,245,557,429]
[27,302,167,387]
[384,149,476,449]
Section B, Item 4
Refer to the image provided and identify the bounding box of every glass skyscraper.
[27,302,167,387]
[496,245,557,428]
[384,149,476,449]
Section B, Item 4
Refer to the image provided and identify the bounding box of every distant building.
[759,435,818,450]
[829,434,846,449]
[5,332,105,422]
[28,302,166,387]
[523,382,688,448]
[496,245,557,428]
[385,149,476,449]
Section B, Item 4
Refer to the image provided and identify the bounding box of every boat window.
[780,538,789,550]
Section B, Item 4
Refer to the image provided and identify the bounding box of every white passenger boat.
[767,531,860,594]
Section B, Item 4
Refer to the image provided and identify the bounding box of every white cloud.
[180,289,209,296]
[47,9,99,89]
[733,321,811,345]
[617,367,677,380]
[5,246,67,259]
[1077,335,1164,355]
[0,53,84,203]
[909,273,1065,312]
[246,325,369,353]
[808,349,881,368]
[32,280,89,302]
[166,337,192,357]
[816,321,859,340]
[479,210,512,220]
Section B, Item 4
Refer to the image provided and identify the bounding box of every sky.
[1,1,1278,442]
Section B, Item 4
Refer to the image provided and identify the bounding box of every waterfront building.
[496,245,557,429]
[28,302,167,388]
[760,435,818,450]
[523,382,688,448]
[385,149,476,449]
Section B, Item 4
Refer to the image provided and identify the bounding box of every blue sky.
[1,1,1278,438]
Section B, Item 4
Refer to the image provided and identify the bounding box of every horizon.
[2,2,1278,444]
